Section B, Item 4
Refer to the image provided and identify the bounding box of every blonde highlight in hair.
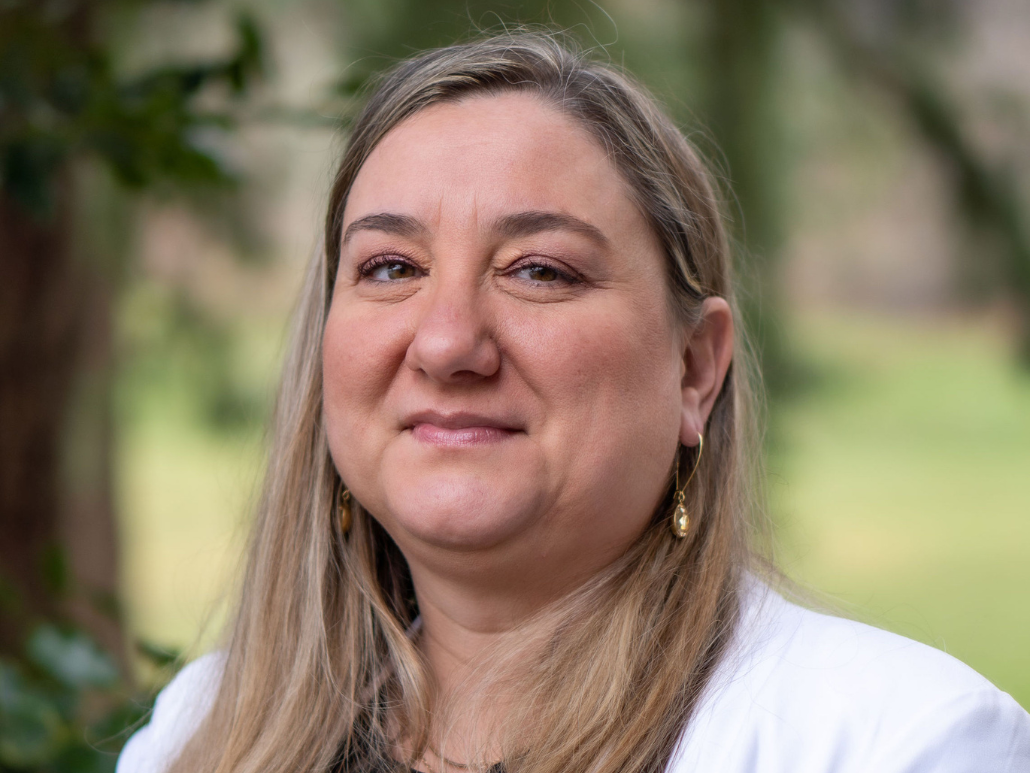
[169,29,769,773]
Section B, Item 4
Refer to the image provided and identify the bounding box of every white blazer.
[118,584,1030,772]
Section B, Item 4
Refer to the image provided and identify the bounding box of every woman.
[118,31,1030,773]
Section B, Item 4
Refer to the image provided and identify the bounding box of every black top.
[329,713,503,773]
[333,746,503,773]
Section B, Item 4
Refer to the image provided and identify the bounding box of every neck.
[397,532,634,763]
[411,567,547,695]
[405,562,579,765]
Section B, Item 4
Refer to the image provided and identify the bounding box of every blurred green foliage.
[0,0,264,219]
[0,0,265,758]
[0,625,173,772]
[801,0,1030,363]
[118,286,268,431]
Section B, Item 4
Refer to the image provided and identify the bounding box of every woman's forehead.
[341,93,644,238]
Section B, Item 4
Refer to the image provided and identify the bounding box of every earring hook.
[672,433,703,538]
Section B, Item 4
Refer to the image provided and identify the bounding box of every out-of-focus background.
[2,0,1029,764]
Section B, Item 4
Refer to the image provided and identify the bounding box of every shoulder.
[116,651,226,773]
[668,584,1030,773]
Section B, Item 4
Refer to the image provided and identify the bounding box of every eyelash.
[357,254,423,281]
[505,256,581,285]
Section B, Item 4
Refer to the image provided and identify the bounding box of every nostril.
[451,367,497,383]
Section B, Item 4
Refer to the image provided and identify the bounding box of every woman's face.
[323,93,688,601]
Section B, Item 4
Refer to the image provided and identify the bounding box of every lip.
[403,411,523,447]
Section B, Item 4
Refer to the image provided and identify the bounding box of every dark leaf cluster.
[0,625,170,773]
[0,0,265,219]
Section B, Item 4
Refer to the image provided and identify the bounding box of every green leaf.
[229,12,266,94]
[26,626,119,691]
[135,640,181,670]
[0,573,24,617]
[0,661,66,766]
[1,135,67,218]
[50,741,118,773]
[40,542,70,597]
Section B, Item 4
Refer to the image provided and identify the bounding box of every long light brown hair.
[170,29,769,773]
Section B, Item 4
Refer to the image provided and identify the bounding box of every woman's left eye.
[512,262,576,284]
[360,258,421,282]
[523,265,560,282]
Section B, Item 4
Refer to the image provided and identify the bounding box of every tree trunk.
[60,255,125,668]
[0,180,78,653]
[703,0,791,392]
[0,173,125,669]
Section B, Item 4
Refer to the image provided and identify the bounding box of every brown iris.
[526,265,559,282]
[384,262,416,280]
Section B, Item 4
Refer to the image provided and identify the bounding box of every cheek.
[321,300,410,470]
[508,302,682,545]
[511,301,682,459]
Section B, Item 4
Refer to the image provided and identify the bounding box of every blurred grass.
[117,410,259,657]
[771,310,1030,709]
[116,310,1030,708]
[115,350,267,659]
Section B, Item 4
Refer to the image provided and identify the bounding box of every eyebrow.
[341,210,609,248]
[495,210,610,247]
[342,213,426,245]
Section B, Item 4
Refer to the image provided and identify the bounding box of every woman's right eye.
[359,258,422,282]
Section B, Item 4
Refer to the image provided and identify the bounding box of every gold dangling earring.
[338,485,352,534]
[671,433,703,538]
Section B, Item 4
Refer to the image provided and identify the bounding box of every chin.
[380,472,542,551]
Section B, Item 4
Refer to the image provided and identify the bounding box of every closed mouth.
[402,411,523,446]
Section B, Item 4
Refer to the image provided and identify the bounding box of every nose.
[404,280,501,383]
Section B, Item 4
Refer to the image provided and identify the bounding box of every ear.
[679,297,734,447]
